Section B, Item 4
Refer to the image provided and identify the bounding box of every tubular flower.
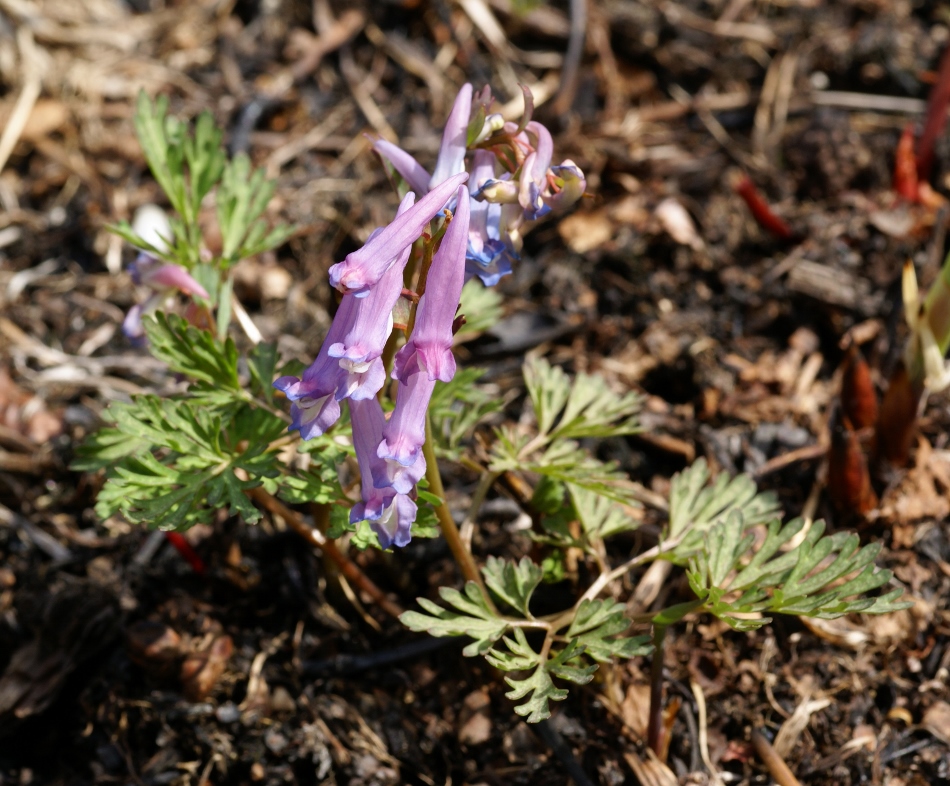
[273,197,418,438]
[429,83,472,189]
[393,185,470,383]
[328,172,468,296]
[349,398,418,549]
[122,204,209,341]
[123,254,210,341]
[377,369,438,476]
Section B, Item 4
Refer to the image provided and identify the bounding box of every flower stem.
[647,623,667,756]
[422,416,493,606]
[246,486,404,619]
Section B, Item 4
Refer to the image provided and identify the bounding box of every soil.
[1,1,949,785]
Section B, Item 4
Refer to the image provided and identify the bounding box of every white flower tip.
[132,204,172,254]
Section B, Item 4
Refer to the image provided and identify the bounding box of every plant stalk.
[422,416,492,605]
[646,623,667,756]
[246,486,404,619]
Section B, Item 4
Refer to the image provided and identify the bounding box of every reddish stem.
[916,42,950,182]
[734,175,794,240]
[894,123,919,202]
[164,531,208,576]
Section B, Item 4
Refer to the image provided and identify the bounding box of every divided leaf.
[497,638,595,723]
[687,512,912,630]
[567,598,653,662]
[483,556,542,617]
[666,458,781,563]
[143,313,241,400]
[429,367,503,458]
[401,582,507,656]
[569,484,638,540]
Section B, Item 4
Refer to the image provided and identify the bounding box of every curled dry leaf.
[126,620,182,679]
[827,409,878,515]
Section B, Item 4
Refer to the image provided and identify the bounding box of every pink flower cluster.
[276,84,585,549]
[275,176,470,549]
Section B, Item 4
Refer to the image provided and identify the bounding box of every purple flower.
[328,172,469,297]
[273,294,364,439]
[429,83,472,189]
[123,253,210,341]
[393,184,470,384]
[373,139,430,194]
[349,398,419,549]
[377,369,437,473]
[372,83,474,196]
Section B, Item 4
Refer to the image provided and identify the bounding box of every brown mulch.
[1,0,950,784]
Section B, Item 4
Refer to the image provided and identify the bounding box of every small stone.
[215,702,241,723]
[270,686,296,713]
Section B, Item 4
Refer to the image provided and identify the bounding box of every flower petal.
[430,83,472,189]
[328,172,468,296]
[373,139,432,194]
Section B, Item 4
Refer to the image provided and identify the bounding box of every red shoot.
[164,531,208,576]
[894,123,919,202]
[733,174,794,240]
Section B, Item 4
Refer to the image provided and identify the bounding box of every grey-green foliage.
[687,513,911,631]
[72,314,345,531]
[428,367,503,459]
[665,457,781,563]
[112,92,293,275]
[490,357,643,505]
[488,635,596,723]
[456,278,504,340]
[401,556,651,722]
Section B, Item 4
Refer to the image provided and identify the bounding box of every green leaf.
[134,92,186,219]
[492,432,640,507]
[666,458,781,563]
[568,484,638,541]
[183,110,226,224]
[429,367,503,458]
[71,426,150,471]
[401,582,507,656]
[485,627,542,671]
[216,153,295,267]
[524,356,572,435]
[567,598,653,663]
[496,638,594,723]
[456,278,503,340]
[248,342,280,403]
[685,512,912,630]
[504,666,568,723]
[482,556,543,617]
[143,312,241,397]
